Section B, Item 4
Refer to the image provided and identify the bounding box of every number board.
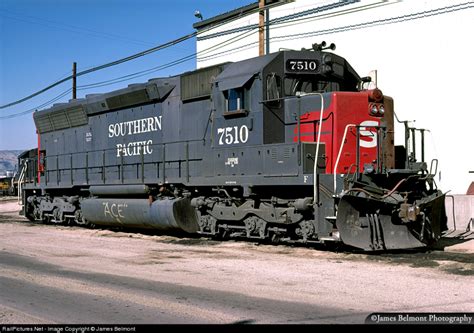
[286,59,319,73]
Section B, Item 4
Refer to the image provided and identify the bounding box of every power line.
[5,1,473,119]
[0,1,282,111]
[77,1,474,89]
[71,19,260,92]
[198,1,474,61]
[0,89,72,119]
[2,0,360,112]
[4,1,472,116]
[0,21,260,119]
[0,9,156,47]
[197,0,361,41]
[0,32,197,110]
[271,1,474,42]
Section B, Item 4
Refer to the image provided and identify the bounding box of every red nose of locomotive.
[295,88,395,175]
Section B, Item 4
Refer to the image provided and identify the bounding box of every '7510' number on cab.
[217,125,249,145]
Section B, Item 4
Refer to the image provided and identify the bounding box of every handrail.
[38,138,205,160]
[333,124,356,194]
[332,125,387,194]
[294,92,325,205]
[17,160,27,204]
[38,139,202,186]
[313,94,324,205]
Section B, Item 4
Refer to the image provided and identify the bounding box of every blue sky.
[0,0,253,150]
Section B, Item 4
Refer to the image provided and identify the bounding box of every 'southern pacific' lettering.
[107,116,162,158]
[108,116,162,138]
[116,140,153,157]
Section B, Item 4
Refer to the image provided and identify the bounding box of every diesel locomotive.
[19,42,447,251]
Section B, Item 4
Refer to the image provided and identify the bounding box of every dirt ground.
[0,199,472,324]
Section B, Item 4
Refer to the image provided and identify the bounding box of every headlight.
[370,104,378,115]
[379,105,385,115]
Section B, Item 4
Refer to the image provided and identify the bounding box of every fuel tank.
[81,197,199,233]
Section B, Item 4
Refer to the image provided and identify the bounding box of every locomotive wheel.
[52,207,63,224]
[270,233,281,244]
[24,203,36,222]
[25,210,36,222]
[85,219,96,229]
[42,213,51,224]
[26,214,36,222]
[74,210,95,229]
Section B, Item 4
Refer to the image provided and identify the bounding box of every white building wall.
[196,0,474,194]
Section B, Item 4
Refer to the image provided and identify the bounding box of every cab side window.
[226,88,244,111]
[266,73,282,107]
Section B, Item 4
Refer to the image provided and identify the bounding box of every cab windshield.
[284,75,356,96]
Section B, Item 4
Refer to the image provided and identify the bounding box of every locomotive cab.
[207,45,446,250]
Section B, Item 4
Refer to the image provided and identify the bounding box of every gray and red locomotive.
[20,43,447,251]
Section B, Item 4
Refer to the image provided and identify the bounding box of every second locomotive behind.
[20,42,447,251]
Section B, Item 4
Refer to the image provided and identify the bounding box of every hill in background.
[0,150,25,174]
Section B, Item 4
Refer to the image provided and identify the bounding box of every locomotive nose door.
[263,72,285,145]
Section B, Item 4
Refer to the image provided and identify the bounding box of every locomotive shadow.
[89,223,350,251]
[432,236,473,251]
[93,225,224,246]
[345,245,474,276]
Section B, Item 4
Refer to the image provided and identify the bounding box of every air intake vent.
[34,105,87,134]
[271,148,277,159]
[181,64,225,102]
[106,89,149,110]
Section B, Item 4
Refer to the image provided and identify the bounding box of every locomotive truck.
[19,42,447,251]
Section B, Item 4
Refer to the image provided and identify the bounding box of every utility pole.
[265,6,270,55]
[259,0,265,56]
[72,62,77,99]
